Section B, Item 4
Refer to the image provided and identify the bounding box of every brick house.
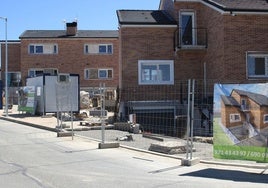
[116,0,268,135]
[118,0,268,94]
[18,22,119,91]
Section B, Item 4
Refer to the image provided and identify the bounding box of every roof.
[221,95,240,106]
[19,30,118,39]
[203,0,268,12]
[117,10,177,25]
[232,89,268,106]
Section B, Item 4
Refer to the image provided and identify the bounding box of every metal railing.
[175,27,207,49]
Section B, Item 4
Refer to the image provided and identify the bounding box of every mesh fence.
[75,79,218,161]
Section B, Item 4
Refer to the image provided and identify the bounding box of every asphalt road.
[0,119,267,188]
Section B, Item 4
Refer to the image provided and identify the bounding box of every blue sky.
[0,0,160,40]
[213,83,268,113]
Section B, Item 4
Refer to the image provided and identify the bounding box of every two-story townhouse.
[117,0,268,136]
[19,22,119,92]
[169,0,268,83]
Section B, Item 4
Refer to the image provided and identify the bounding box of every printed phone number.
[214,150,268,158]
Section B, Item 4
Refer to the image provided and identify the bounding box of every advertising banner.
[18,86,36,115]
[213,83,268,162]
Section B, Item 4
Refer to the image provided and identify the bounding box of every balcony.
[241,104,250,112]
[175,27,207,50]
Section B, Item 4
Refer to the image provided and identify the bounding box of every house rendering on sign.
[221,89,268,130]
[220,89,268,146]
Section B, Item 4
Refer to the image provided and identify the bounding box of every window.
[28,68,58,77]
[230,114,241,123]
[264,114,268,123]
[84,68,113,80]
[180,11,196,46]
[98,69,113,79]
[29,44,58,54]
[84,44,113,54]
[241,99,249,111]
[247,52,268,79]
[138,60,174,85]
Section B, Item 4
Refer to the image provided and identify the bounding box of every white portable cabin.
[26,74,80,115]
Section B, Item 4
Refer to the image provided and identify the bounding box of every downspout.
[204,62,207,99]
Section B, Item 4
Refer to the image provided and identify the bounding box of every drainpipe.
[204,62,207,99]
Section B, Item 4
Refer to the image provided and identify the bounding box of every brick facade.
[20,38,119,88]
[1,0,268,97]
[1,41,21,78]
[119,27,176,88]
[170,1,268,83]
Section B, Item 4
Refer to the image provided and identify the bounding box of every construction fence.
[75,79,217,161]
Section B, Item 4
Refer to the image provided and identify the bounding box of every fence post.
[190,79,195,159]
[100,83,106,144]
[98,83,120,149]
[182,79,200,166]
[186,79,191,159]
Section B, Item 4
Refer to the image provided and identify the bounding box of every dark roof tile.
[117,10,177,25]
[221,95,240,106]
[232,89,268,106]
[204,0,268,11]
[20,30,118,39]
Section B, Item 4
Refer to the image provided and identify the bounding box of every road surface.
[0,119,267,188]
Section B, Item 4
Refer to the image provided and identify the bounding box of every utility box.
[26,74,80,115]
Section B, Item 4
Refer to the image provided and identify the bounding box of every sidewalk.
[0,105,85,132]
[1,105,268,170]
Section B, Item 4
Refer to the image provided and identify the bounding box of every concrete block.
[181,157,200,166]
[98,142,120,149]
[57,132,74,137]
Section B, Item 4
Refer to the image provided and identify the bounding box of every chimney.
[66,22,77,36]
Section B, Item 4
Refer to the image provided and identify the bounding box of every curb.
[0,116,57,132]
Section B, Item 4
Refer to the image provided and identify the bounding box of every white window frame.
[99,44,113,54]
[84,44,113,54]
[98,69,113,79]
[29,44,58,54]
[84,69,98,80]
[28,68,58,77]
[230,113,241,123]
[247,52,268,79]
[84,68,113,80]
[138,60,174,85]
[179,11,196,46]
[264,114,268,123]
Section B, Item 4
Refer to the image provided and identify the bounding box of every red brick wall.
[119,27,176,88]
[222,14,268,82]
[1,42,21,72]
[172,1,268,84]
[20,38,119,88]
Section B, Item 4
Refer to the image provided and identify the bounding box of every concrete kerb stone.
[181,158,200,166]
[98,142,120,149]
[0,115,58,132]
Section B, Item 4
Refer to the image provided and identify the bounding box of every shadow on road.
[180,168,268,184]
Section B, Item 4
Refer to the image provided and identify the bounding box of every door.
[180,12,196,46]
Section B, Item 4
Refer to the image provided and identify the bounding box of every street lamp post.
[0,17,8,116]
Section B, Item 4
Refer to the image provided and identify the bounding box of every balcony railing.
[241,104,250,112]
[175,27,207,50]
